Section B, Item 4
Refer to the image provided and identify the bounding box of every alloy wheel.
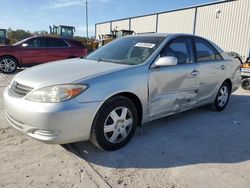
[0,58,16,73]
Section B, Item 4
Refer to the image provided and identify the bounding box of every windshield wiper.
[108,60,127,65]
[84,57,108,62]
[95,58,110,63]
[87,58,129,65]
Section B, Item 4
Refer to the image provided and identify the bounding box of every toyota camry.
[3,34,241,150]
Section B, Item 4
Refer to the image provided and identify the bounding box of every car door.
[193,37,225,105]
[19,37,47,65]
[148,37,199,118]
[45,38,71,62]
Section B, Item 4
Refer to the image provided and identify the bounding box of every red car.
[0,36,87,73]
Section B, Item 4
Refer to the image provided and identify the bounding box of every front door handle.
[191,70,200,76]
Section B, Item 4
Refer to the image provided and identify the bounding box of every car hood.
[13,58,130,89]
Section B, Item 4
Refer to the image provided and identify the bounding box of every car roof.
[126,33,215,44]
[25,36,78,41]
[29,36,64,39]
[125,33,196,38]
[123,33,223,52]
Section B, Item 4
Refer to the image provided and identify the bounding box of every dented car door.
[193,37,226,105]
[148,37,199,118]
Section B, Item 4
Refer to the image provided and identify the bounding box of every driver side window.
[161,37,191,64]
[26,38,46,48]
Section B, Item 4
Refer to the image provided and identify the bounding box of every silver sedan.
[3,34,241,150]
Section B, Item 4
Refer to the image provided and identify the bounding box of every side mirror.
[21,43,29,48]
[154,56,178,67]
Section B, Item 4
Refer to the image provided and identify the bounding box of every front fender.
[74,65,149,123]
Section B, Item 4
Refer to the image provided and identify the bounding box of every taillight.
[242,63,250,68]
[83,48,88,55]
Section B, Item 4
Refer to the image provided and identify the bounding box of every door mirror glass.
[154,56,178,67]
[21,43,29,48]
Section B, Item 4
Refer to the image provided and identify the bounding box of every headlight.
[25,84,88,103]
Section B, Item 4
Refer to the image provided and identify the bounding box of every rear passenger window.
[46,39,69,48]
[194,38,222,62]
[161,37,191,64]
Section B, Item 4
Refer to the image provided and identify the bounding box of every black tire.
[241,78,250,90]
[90,96,138,151]
[211,82,231,111]
[0,56,17,74]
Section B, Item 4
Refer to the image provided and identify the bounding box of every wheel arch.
[90,92,142,150]
[106,92,143,127]
[223,78,232,93]
[0,55,20,67]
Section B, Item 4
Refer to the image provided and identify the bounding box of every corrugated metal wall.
[95,22,110,39]
[111,19,130,30]
[95,0,250,57]
[195,0,250,58]
[158,8,195,34]
[131,15,157,34]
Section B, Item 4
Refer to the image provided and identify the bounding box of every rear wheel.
[211,82,231,111]
[90,96,138,151]
[0,56,17,74]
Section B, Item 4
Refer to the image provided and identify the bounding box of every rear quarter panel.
[220,52,241,92]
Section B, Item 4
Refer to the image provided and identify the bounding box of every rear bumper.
[241,72,250,77]
[3,87,102,144]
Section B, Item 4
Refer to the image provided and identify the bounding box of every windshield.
[87,36,165,65]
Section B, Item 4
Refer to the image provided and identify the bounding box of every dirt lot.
[1,70,250,188]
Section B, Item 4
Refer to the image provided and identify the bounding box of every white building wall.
[95,0,250,58]
[158,8,195,34]
[131,15,157,34]
[95,22,110,39]
[195,0,250,58]
[111,19,130,30]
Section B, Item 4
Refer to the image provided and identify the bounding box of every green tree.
[7,28,32,44]
[32,30,48,36]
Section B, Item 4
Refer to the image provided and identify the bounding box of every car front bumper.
[3,87,102,144]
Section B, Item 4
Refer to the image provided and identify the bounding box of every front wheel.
[90,96,138,151]
[0,56,17,74]
[211,82,231,111]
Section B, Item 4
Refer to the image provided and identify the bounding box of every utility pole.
[85,0,88,39]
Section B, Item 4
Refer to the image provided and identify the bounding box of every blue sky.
[0,0,220,37]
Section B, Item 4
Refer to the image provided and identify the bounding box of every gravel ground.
[0,70,250,188]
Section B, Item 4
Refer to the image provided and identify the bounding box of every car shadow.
[63,94,250,169]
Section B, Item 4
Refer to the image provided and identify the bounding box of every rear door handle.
[191,70,200,76]
[220,65,225,70]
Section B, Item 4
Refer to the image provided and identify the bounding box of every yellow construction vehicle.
[49,25,75,38]
[0,29,9,46]
[96,29,134,49]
